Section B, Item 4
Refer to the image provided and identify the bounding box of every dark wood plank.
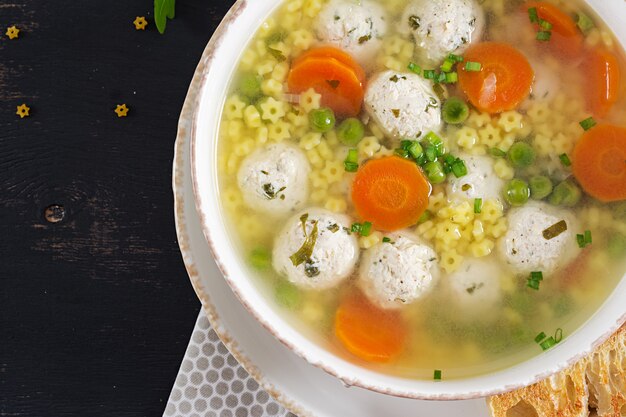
[1,0,235,415]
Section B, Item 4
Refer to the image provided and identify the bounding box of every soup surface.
[216,0,626,379]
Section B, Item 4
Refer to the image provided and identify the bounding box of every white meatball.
[401,0,485,65]
[497,202,580,275]
[364,71,441,139]
[446,154,505,202]
[359,232,439,309]
[273,208,359,290]
[446,258,503,318]
[315,0,387,67]
[237,143,310,216]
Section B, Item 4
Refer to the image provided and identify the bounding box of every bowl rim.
[189,0,626,400]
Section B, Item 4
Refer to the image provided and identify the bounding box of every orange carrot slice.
[572,124,626,202]
[351,156,431,231]
[288,56,364,117]
[582,48,622,118]
[292,46,366,84]
[524,1,583,59]
[458,42,534,114]
[334,291,407,363]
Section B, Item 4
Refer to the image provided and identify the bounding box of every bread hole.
[565,375,578,407]
[506,399,539,417]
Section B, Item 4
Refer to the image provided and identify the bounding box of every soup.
[216,0,626,379]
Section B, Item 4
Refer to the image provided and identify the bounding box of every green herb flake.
[433,369,442,380]
[536,31,552,41]
[579,117,597,131]
[474,198,483,214]
[528,7,539,23]
[391,109,401,118]
[408,62,422,75]
[534,332,547,344]
[358,34,372,44]
[382,237,393,243]
[360,221,373,237]
[408,15,421,30]
[154,0,176,34]
[289,216,319,268]
[326,79,340,89]
[540,336,557,350]
[542,220,568,240]
[576,12,595,35]
[327,223,340,233]
[559,153,572,167]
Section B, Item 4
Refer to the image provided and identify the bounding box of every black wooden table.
[1,1,234,415]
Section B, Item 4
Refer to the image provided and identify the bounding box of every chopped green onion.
[448,53,464,62]
[382,237,393,243]
[489,147,507,158]
[408,141,424,159]
[400,140,413,150]
[539,336,557,350]
[539,19,553,30]
[424,145,437,162]
[531,271,544,281]
[576,233,586,248]
[444,72,458,84]
[346,148,358,163]
[351,223,361,234]
[248,247,272,270]
[559,153,572,167]
[344,162,358,172]
[451,159,468,178]
[360,221,372,237]
[585,230,592,244]
[424,132,445,156]
[474,198,483,214]
[424,161,447,184]
[555,328,563,343]
[436,72,447,83]
[408,62,422,75]
[579,117,597,131]
[344,149,359,172]
[527,279,541,290]
[534,332,547,343]
[433,369,442,380]
[542,220,567,240]
[576,12,595,35]
[464,61,482,72]
[440,59,455,73]
[418,210,432,224]
[536,31,552,41]
[423,69,436,79]
[528,7,539,23]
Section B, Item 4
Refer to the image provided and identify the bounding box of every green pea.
[529,175,553,200]
[337,117,364,146]
[442,96,469,124]
[607,234,626,258]
[504,179,530,206]
[248,247,271,270]
[309,107,336,133]
[423,161,446,184]
[275,281,301,309]
[239,73,262,101]
[507,142,536,168]
[549,180,582,207]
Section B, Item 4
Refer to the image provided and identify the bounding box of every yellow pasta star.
[6,25,19,39]
[114,104,129,117]
[133,16,148,30]
[16,104,30,118]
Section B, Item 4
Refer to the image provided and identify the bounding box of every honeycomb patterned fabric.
[489,325,626,417]
[164,312,297,417]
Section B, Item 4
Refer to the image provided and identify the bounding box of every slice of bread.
[488,325,626,417]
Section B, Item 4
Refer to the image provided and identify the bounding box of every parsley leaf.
[155,0,176,34]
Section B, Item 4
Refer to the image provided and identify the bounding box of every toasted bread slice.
[488,325,626,417]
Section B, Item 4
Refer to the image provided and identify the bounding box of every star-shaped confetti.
[16,104,30,118]
[6,25,20,39]
[114,104,129,117]
[133,16,148,30]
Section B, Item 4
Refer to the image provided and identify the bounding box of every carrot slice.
[334,291,407,363]
[458,42,534,114]
[572,124,626,202]
[292,46,366,84]
[351,156,431,231]
[582,48,622,118]
[288,56,364,117]
[524,1,583,59]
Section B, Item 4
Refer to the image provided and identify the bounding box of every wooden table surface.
[1,1,234,415]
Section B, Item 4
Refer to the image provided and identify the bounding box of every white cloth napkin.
[164,311,296,417]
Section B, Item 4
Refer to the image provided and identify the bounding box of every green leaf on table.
[155,0,176,34]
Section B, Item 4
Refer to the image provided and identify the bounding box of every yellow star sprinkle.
[16,104,30,118]
[6,25,20,39]
[133,16,148,30]
[114,104,129,118]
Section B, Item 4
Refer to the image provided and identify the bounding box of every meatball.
[401,0,484,65]
[315,0,388,67]
[237,143,310,216]
[364,70,441,139]
[446,258,503,317]
[446,154,505,202]
[497,202,580,275]
[359,232,439,309]
[273,208,359,290]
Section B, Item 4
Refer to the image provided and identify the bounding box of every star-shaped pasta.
[133,16,148,30]
[115,104,129,117]
[6,26,20,39]
[16,104,30,118]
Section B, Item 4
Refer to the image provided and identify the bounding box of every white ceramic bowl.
[191,0,626,400]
